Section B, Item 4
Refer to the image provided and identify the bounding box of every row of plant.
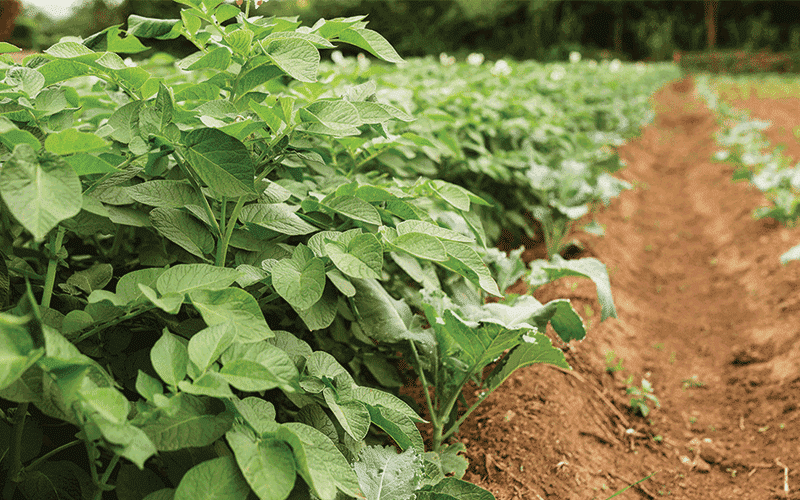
[694,74,800,264]
[315,53,679,257]
[676,50,800,75]
[0,2,629,499]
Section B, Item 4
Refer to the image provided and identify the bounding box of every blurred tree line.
[11,0,800,61]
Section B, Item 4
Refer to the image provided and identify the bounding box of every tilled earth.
[454,76,800,499]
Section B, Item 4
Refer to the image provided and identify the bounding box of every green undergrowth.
[0,1,660,499]
[696,73,800,264]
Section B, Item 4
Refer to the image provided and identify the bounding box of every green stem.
[92,454,120,500]
[2,403,29,500]
[216,196,246,267]
[41,226,65,310]
[408,341,439,429]
[432,370,473,452]
[74,304,156,344]
[7,267,45,281]
[441,390,490,441]
[23,439,81,472]
[171,151,222,238]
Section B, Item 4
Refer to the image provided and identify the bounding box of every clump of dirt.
[453,77,800,499]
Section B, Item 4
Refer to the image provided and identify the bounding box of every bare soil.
[452,76,800,499]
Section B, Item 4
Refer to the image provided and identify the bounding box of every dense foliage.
[677,50,800,74]
[0,1,676,498]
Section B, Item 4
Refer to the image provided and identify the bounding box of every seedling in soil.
[605,351,625,373]
[626,377,661,417]
[681,375,704,389]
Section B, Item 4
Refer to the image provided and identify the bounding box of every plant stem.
[23,439,81,472]
[92,454,120,500]
[41,226,65,310]
[171,151,222,238]
[74,304,156,344]
[2,403,29,500]
[432,370,472,452]
[441,391,490,441]
[216,196,246,267]
[408,341,438,429]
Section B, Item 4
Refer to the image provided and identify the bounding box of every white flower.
[609,59,622,72]
[439,52,455,66]
[331,50,344,65]
[569,51,581,64]
[357,53,370,71]
[491,59,511,76]
[467,52,484,66]
[549,65,566,81]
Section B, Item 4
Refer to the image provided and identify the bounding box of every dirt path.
[459,77,800,499]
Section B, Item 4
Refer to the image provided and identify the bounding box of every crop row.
[0,2,671,499]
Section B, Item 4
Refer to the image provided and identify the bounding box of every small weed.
[626,378,660,417]
[653,435,663,443]
[653,342,665,350]
[758,425,770,433]
[708,425,716,432]
[780,423,785,430]
[656,285,662,293]
[681,375,704,389]
[726,468,737,478]
[605,352,624,373]
[668,352,676,364]
[645,244,653,252]
[689,416,698,424]
[585,304,595,317]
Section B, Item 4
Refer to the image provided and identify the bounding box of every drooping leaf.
[533,255,617,320]
[220,341,299,393]
[188,288,273,342]
[44,128,109,155]
[239,203,318,236]
[183,128,255,198]
[323,388,370,441]
[0,145,82,241]
[263,38,319,83]
[150,328,188,386]
[272,244,326,310]
[227,427,296,500]
[139,393,233,451]
[150,207,215,260]
[325,233,383,280]
[188,323,236,372]
[324,195,381,225]
[485,333,569,394]
[337,28,404,64]
[156,264,241,296]
[127,15,182,40]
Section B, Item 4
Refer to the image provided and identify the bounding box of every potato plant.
[0,1,620,499]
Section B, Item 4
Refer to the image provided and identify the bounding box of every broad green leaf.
[324,195,381,225]
[529,299,586,343]
[139,284,184,315]
[325,233,383,280]
[0,144,82,241]
[44,129,109,155]
[5,67,45,96]
[108,101,145,144]
[437,312,525,370]
[265,31,335,49]
[156,264,241,296]
[313,16,367,39]
[239,203,318,236]
[351,386,424,423]
[429,180,470,211]
[350,278,414,343]
[300,100,361,132]
[150,328,188,386]
[418,478,495,500]
[278,422,362,500]
[178,372,234,398]
[0,42,20,53]
[396,220,473,243]
[366,405,423,452]
[227,428,296,500]
[143,489,175,500]
[81,387,130,424]
[390,252,440,290]
[0,127,41,151]
[18,461,93,500]
[136,370,163,401]
[65,153,121,176]
[0,314,43,391]
[188,288,273,342]
[337,28,404,63]
[440,241,501,296]
[127,15,182,40]
[326,269,355,297]
[535,255,617,320]
[174,456,249,500]
[272,245,326,310]
[351,101,413,123]
[188,323,236,372]
[127,180,203,208]
[781,242,800,265]
[225,29,254,56]
[485,333,569,393]
[263,38,319,83]
[183,128,255,198]
[140,393,233,451]
[115,268,166,306]
[220,341,299,392]
[231,397,277,436]
[390,232,447,262]
[292,283,338,331]
[323,389,370,441]
[354,445,419,500]
[150,207,215,260]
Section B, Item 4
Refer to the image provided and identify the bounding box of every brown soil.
[452,77,800,499]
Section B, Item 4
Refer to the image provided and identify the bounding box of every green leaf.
[352,386,424,423]
[174,456,250,500]
[0,42,20,53]
[231,397,277,436]
[220,359,286,392]
[156,264,241,296]
[485,333,569,393]
[81,387,130,424]
[325,233,383,280]
[300,100,361,132]
[323,388,370,441]
[5,67,45,96]
[17,461,93,500]
[263,38,319,83]
[292,283,337,331]
[239,203,318,236]
[183,128,255,198]
[0,314,43,391]
[136,370,163,401]
[418,477,495,500]
[139,285,184,315]
[140,393,233,451]
[109,101,145,144]
[350,278,415,343]
[440,241,501,296]
[220,341,299,393]
[441,312,526,370]
[150,328,188,386]
[337,28,404,64]
[278,422,362,500]
[149,207,215,260]
[366,406,423,452]
[781,242,800,265]
[178,371,235,398]
[142,489,175,500]
[354,445,419,500]
[429,180,470,211]
[188,288,273,342]
[188,323,236,372]
[396,220,473,243]
[44,128,109,155]
[272,245,326,310]
[324,195,381,225]
[65,153,121,176]
[127,15,182,40]
[227,428,296,500]
[536,255,617,320]
[0,145,82,241]
[532,299,586,343]
[127,180,203,208]
[390,232,448,262]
